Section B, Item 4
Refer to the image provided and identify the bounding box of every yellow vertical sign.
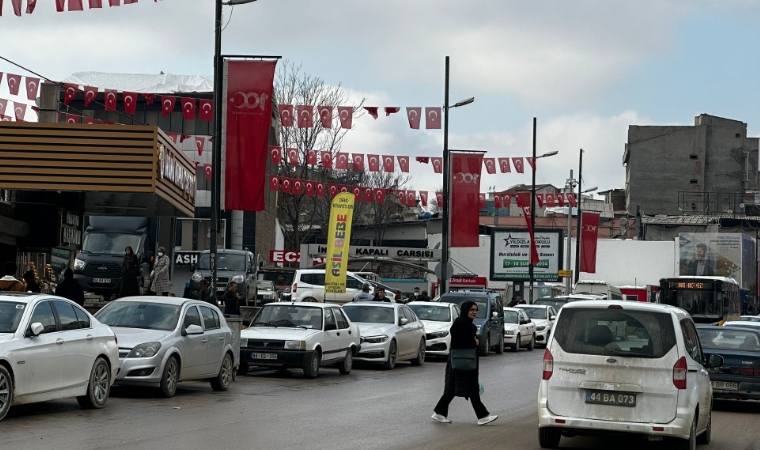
[325,192,355,294]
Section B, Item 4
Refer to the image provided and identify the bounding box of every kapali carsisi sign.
[158,144,195,200]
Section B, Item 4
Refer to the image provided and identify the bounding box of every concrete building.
[625,114,760,216]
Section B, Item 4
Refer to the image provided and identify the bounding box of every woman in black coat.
[120,246,141,298]
[432,300,498,425]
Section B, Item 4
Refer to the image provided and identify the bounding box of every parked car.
[739,315,760,323]
[342,303,426,370]
[290,269,369,304]
[516,304,557,348]
[723,321,760,329]
[189,249,257,304]
[0,293,119,421]
[538,300,722,449]
[437,291,505,356]
[95,297,236,398]
[239,303,360,378]
[255,280,278,306]
[503,307,537,352]
[697,326,760,401]
[408,301,459,357]
[534,294,602,311]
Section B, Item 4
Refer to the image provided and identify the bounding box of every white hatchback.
[0,293,119,421]
[538,301,722,450]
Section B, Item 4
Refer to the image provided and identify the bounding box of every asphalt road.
[2,349,760,450]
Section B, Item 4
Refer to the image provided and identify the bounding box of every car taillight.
[542,349,553,380]
[673,356,687,389]
[292,283,297,293]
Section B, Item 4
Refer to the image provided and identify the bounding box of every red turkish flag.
[416,157,430,164]
[556,193,565,207]
[328,184,338,198]
[181,98,196,120]
[397,156,410,173]
[339,185,350,194]
[451,153,483,247]
[0,116,11,122]
[0,99,6,117]
[425,107,442,129]
[143,94,156,105]
[84,116,98,125]
[316,182,325,198]
[199,99,213,121]
[397,190,407,206]
[431,157,443,174]
[161,96,176,116]
[385,107,400,116]
[512,157,524,173]
[286,148,298,166]
[27,0,38,13]
[364,187,373,203]
[494,194,502,209]
[195,136,206,156]
[546,193,555,207]
[503,194,511,207]
[6,74,21,95]
[269,146,282,165]
[419,191,428,207]
[364,107,379,119]
[352,186,363,202]
[435,192,443,207]
[407,191,417,206]
[24,77,40,101]
[84,86,98,106]
[406,107,421,129]
[305,181,315,197]
[166,132,180,144]
[479,193,486,209]
[297,105,313,128]
[279,104,294,127]
[526,157,536,171]
[374,188,386,204]
[367,155,380,172]
[109,0,120,6]
[122,92,137,114]
[269,176,279,191]
[281,178,292,194]
[335,153,349,170]
[580,212,601,273]
[103,90,117,111]
[307,150,317,166]
[10,0,23,15]
[293,179,304,196]
[382,155,395,172]
[64,113,79,124]
[63,84,78,105]
[338,106,353,129]
[567,193,578,207]
[320,151,332,169]
[204,164,212,181]
[352,154,365,172]
[483,158,496,174]
[498,158,511,173]
[12,102,26,121]
[318,106,332,128]
[515,193,540,265]
[536,194,544,207]
[68,0,83,10]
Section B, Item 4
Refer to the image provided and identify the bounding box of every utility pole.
[574,149,584,285]
[565,170,576,294]
[440,56,451,296]
[529,118,536,305]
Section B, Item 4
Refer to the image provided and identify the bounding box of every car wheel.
[382,340,398,370]
[77,357,110,409]
[674,417,696,450]
[538,427,561,449]
[160,356,179,398]
[411,339,426,366]
[697,406,711,445]
[480,335,490,357]
[528,334,535,351]
[512,335,521,352]
[496,334,505,354]
[210,353,233,391]
[338,350,353,374]
[303,297,317,303]
[0,365,13,421]
[303,350,321,378]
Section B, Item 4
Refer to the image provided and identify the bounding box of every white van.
[290,269,370,304]
[574,280,623,300]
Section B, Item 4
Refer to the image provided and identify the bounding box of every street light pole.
[574,149,584,285]
[210,0,224,301]
[529,118,537,305]
[565,170,575,294]
[440,56,451,296]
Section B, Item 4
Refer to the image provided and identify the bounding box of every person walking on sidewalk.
[23,271,40,293]
[432,300,498,426]
[56,269,85,306]
[120,246,140,298]
[150,247,171,296]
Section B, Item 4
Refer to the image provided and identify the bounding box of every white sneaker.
[432,413,452,423]
[477,415,498,426]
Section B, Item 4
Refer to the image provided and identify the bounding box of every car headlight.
[426,331,449,339]
[73,258,85,271]
[284,340,306,350]
[231,275,245,283]
[536,326,546,331]
[126,342,162,358]
[361,335,389,344]
[191,272,203,282]
[240,338,248,347]
[504,330,516,335]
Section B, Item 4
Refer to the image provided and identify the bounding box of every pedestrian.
[373,287,391,302]
[418,290,431,302]
[199,279,214,305]
[432,300,498,426]
[22,270,40,293]
[0,262,26,292]
[55,268,85,306]
[120,246,140,298]
[406,287,421,303]
[150,246,171,296]
[224,281,241,316]
[353,283,374,302]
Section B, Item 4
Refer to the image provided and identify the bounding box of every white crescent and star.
[429,110,438,119]
[202,103,211,112]
[86,90,95,99]
[107,92,116,102]
[27,81,37,93]
[408,110,418,119]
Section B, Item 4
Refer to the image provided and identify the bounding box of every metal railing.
[678,191,760,215]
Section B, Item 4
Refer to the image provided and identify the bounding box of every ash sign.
[175,251,200,267]
[490,229,562,282]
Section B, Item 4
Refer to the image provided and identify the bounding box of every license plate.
[712,381,738,390]
[585,390,637,407]
[251,352,277,360]
[92,278,111,284]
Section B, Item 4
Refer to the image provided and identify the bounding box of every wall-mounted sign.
[307,244,441,261]
[490,229,563,282]
[159,144,196,200]
[59,209,82,247]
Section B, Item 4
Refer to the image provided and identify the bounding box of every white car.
[290,269,370,304]
[0,293,119,421]
[739,316,760,323]
[723,320,760,329]
[408,301,459,357]
[240,303,360,378]
[342,303,426,370]
[516,304,557,348]
[503,307,536,352]
[538,300,722,449]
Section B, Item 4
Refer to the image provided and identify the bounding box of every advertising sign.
[324,193,355,294]
[490,229,563,282]
[678,232,757,291]
[307,244,441,261]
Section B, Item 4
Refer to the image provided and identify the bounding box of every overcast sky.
[2,0,760,197]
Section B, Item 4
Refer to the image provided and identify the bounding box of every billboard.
[490,229,563,282]
[678,233,756,291]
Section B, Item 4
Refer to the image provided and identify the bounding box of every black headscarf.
[450,300,478,349]
[459,300,477,321]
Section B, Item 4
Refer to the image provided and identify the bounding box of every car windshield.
[504,310,519,324]
[741,316,760,322]
[253,305,323,329]
[257,281,274,290]
[697,329,760,351]
[0,301,25,333]
[82,232,141,255]
[198,253,247,271]
[534,299,568,310]
[408,305,450,322]
[519,307,546,319]
[439,296,487,319]
[95,302,180,331]
[343,305,395,324]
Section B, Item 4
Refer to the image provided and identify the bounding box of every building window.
[690,179,698,184]
[689,154,698,160]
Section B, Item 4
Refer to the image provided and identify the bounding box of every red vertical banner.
[223,60,277,212]
[450,152,483,247]
[515,193,540,265]
[580,212,601,273]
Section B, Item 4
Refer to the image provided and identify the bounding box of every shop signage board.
[59,209,82,247]
[490,229,563,282]
[307,244,441,261]
[174,251,200,267]
[51,247,71,278]
[269,250,325,265]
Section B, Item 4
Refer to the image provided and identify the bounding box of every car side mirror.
[550,315,556,321]
[185,324,204,335]
[399,318,409,326]
[29,322,44,337]
[705,354,723,369]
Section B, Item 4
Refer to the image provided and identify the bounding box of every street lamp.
[564,171,578,294]
[440,56,474,296]
[583,186,598,194]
